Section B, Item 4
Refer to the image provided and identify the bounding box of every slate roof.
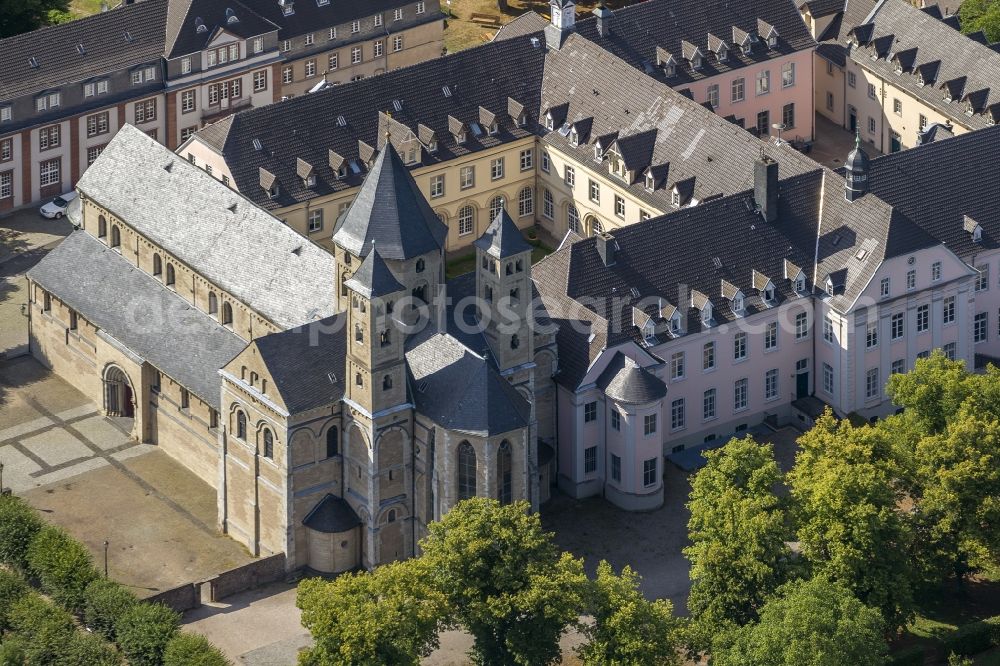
[473,210,533,259]
[165,0,278,59]
[241,0,436,41]
[406,334,531,437]
[27,231,246,409]
[344,247,406,298]
[302,494,361,533]
[0,0,167,100]
[332,146,448,260]
[254,315,347,414]
[861,123,1000,258]
[76,125,334,330]
[799,0,845,19]
[492,11,549,41]
[573,0,816,86]
[596,352,667,405]
[845,0,1000,129]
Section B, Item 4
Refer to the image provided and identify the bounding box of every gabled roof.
[344,246,406,298]
[164,0,278,59]
[473,209,533,259]
[332,146,448,260]
[254,315,347,414]
[596,352,667,405]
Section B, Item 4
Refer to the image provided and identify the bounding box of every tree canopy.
[0,0,72,39]
[959,0,1000,43]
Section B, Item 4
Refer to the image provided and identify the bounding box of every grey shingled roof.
[332,145,448,260]
[241,0,438,41]
[0,0,167,100]
[254,315,347,414]
[164,0,278,59]
[492,11,549,41]
[473,209,533,259]
[76,125,334,330]
[596,352,667,405]
[344,246,406,298]
[302,494,361,533]
[406,334,531,437]
[27,231,245,409]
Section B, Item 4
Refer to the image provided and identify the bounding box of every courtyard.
[0,355,254,598]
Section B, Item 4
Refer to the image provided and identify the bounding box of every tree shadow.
[0,228,29,262]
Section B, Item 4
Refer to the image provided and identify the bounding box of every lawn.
[70,0,104,18]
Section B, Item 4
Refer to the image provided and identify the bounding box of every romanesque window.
[165,263,175,286]
[98,215,107,238]
[222,302,233,326]
[457,441,476,501]
[110,226,121,248]
[510,334,519,350]
[263,428,274,459]
[497,441,512,505]
[415,258,426,273]
[380,330,390,347]
[326,426,339,458]
[208,292,218,316]
[236,410,247,440]
[383,375,392,390]
[152,254,162,276]
[355,324,364,344]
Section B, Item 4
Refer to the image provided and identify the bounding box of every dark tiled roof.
[242,0,438,41]
[0,0,167,99]
[815,41,846,66]
[344,246,406,298]
[574,0,816,86]
[254,315,347,414]
[27,231,246,409]
[406,334,531,437]
[165,0,278,59]
[596,352,667,405]
[799,0,845,19]
[332,145,448,260]
[492,11,548,41]
[473,209,532,259]
[302,494,361,533]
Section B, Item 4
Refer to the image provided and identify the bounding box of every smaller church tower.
[344,246,409,415]
[545,0,576,50]
[845,132,870,202]
[475,210,535,372]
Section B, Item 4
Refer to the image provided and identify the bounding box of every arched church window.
[263,428,274,459]
[511,334,519,350]
[110,226,121,248]
[355,373,363,386]
[416,258,426,273]
[208,292,218,316]
[98,215,107,238]
[412,285,426,303]
[387,509,396,523]
[458,441,477,501]
[222,302,233,326]
[380,330,391,347]
[326,426,339,458]
[166,263,175,286]
[236,410,247,440]
[383,375,392,390]
[498,441,512,505]
[152,254,162,276]
[355,324,363,344]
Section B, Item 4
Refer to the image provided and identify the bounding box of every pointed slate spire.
[474,209,533,259]
[344,244,405,299]
[845,131,870,202]
[332,146,447,260]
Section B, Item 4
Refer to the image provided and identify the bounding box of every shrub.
[163,632,231,666]
[6,593,76,664]
[64,631,123,666]
[888,645,925,666]
[26,524,99,613]
[0,495,43,571]
[84,578,138,641]
[0,570,30,631]
[941,619,996,656]
[0,638,26,666]
[114,602,181,666]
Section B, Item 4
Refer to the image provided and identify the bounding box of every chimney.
[594,4,614,38]
[754,153,779,222]
[595,232,616,266]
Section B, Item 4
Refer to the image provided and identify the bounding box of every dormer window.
[917,74,925,87]
[670,312,682,335]
[732,294,744,315]
[718,47,728,62]
[545,112,554,131]
[974,225,983,243]
[456,131,466,144]
[664,62,676,77]
[768,35,778,48]
[742,42,752,56]
[642,321,656,344]
[488,122,499,135]
[691,54,702,70]
[966,101,975,116]
[645,172,654,192]
[702,303,713,326]
[517,112,527,127]
[671,188,680,206]
[569,127,580,146]
[594,143,602,161]
[428,139,438,153]
[795,273,806,293]
[304,174,316,187]
[763,283,775,303]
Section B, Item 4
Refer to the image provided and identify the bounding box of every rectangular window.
[765,368,778,400]
[848,71,857,87]
[68,309,77,331]
[417,1,425,12]
[0,171,13,199]
[584,446,597,474]
[893,98,902,115]
[86,111,109,137]
[865,367,880,400]
[795,311,808,339]
[703,389,716,420]
[610,409,620,431]
[374,40,383,58]
[253,70,267,92]
[305,59,317,77]
[976,265,989,291]
[781,61,795,87]
[490,157,504,180]
[584,401,597,422]
[782,102,795,128]
[867,82,877,99]
[643,413,657,436]
[707,84,719,108]
[519,148,533,171]
[429,174,444,198]
[134,99,156,123]
[1,106,11,122]
[589,179,600,203]
[643,458,657,486]
[943,296,956,324]
[614,194,625,218]
[565,165,575,186]
[460,166,474,189]
[2,137,15,161]
[868,116,876,134]
[282,66,293,84]
[756,69,770,95]
[975,312,988,343]
[943,342,957,360]
[39,158,60,187]
[541,151,550,172]
[826,91,834,110]
[86,145,104,166]
[703,341,715,370]
[611,454,621,482]
[351,46,362,64]
[919,114,928,131]
[374,12,383,26]
[822,362,834,394]
[253,37,264,53]
[181,89,196,113]
[731,77,745,103]
[891,359,905,375]
[393,36,403,52]
[38,125,60,151]
[734,378,748,411]
[906,269,916,290]
[891,313,904,340]
[734,332,747,360]
[671,398,685,430]
[765,321,777,350]
[881,277,890,298]
[307,209,324,233]
[916,304,929,333]
[823,315,834,343]
[670,352,685,380]
[866,320,878,348]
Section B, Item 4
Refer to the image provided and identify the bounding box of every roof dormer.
[965,214,983,243]
[681,40,703,70]
[753,270,776,304]
[508,97,527,127]
[358,140,375,168]
[328,149,347,179]
[757,19,778,48]
[448,115,467,144]
[691,290,712,326]
[479,106,498,135]
[708,33,728,62]
[733,26,753,54]
[259,167,279,199]
[296,157,315,188]
[417,123,437,153]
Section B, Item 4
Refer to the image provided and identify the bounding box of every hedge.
[0,570,30,631]
[84,578,139,641]
[64,631,123,666]
[26,524,100,613]
[163,632,231,666]
[6,593,76,664]
[888,645,925,666]
[0,495,43,571]
[940,616,1000,657]
[0,638,26,665]
[114,601,181,666]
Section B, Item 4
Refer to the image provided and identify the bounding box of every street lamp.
[772,122,787,145]
[1,461,4,492]
[103,540,109,578]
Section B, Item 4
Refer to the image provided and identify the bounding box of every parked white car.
[40,191,78,219]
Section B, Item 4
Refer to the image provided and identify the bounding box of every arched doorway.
[103,366,135,418]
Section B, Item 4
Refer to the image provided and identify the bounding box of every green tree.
[163,632,231,666]
[684,436,792,649]
[0,0,71,38]
[959,0,1000,42]
[114,602,180,666]
[713,576,888,666]
[576,561,682,666]
[420,498,589,666]
[84,578,139,641]
[0,495,44,571]
[885,352,973,437]
[0,638,26,666]
[26,524,100,613]
[63,631,122,666]
[789,412,914,629]
[6,593,76,665]
[297,558,445,666]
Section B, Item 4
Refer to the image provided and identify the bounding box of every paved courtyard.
[0,356,253,597]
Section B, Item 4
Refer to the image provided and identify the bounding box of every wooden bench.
[469,11,502,27]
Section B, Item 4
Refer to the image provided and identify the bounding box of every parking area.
[0,355,254,597]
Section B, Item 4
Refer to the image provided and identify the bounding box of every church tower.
[474,209,535,372]
[845,132,870,202]
[545,0,576,50]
